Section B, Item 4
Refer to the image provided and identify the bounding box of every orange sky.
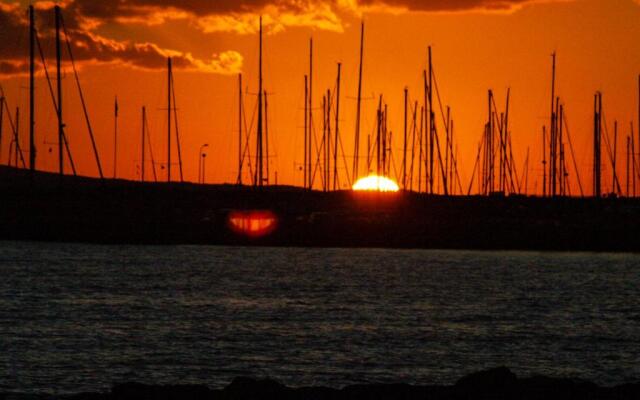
[1,0,639,195]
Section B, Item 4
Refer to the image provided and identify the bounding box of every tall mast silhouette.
[308,37,313,189]
[403,87,408,189]
[141,106,145,182]
[549,52,556,197]
[167,57,172,182]
[304,75,308,188]
[113,96,118,179]
[334,63,341,190]
[593,92,602,197]
[353,21,364,181]
[29,5,35,172]
[255,16,264,187]
[55,5,63,175]
[237,73,243,185]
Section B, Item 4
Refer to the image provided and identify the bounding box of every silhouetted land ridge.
[2,166,640,251]
[3,367,640,399]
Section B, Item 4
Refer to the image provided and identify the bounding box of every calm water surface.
[1,241,639,394]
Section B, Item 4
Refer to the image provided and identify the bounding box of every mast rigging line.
[430,66,457,195]
[601,112,622,194]
[34,11,76,177]
[242,89,257,185]
[0,86,26,168]
[60,13,103,179]
[489,91,517,194]
[561,109,584,197]
[34,29,77,176]
[143,109,158,182]
[468,134,484,195]
[169,69,184,183]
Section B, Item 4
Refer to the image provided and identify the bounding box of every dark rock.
[5,368,640,400]
[110,383,214,400]
[455,366,518,396]
[517,375,601,399]
[223,377,293,400]
[341,383,428,400]
[291,386,340,400]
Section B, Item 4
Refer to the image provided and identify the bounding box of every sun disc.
[352,175,400,192]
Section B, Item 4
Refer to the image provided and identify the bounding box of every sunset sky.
[1,0,639,195]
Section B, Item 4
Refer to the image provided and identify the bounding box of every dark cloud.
[65,0,345,33]
[66,0,555,23]
[0,2,242,76]
[0,0,562,76]
[55,0,562,35]
[0,61,28,75]
[71,0,306,20]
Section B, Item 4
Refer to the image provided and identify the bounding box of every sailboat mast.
[14,107,19,167]
[542,126,546,196]
[334,63,341,191]
[423,70,428,193]
[265,89,269,185]
[141,106,145,182]
[376,95,382,178]
[308,38,313,189]
[237,73,243,185]
[403,87,408,190]
[304,75,308,189]
[55,5,63,175]
[428,47,434,194]
[549,52,556,196]
[353,21,364,181]
[29,5,35,172]
[613,121,618,194]
[627,135,631,196]
[632,123,636,197]
[594,92,602,197]
[559,103,564,195]
[326,89,331,190]
[167,57,172,182]
[322,94,327,191]
[383,104,388,176]
[113,96,118,178]
[256,16,263,187]
[446,107,451,194]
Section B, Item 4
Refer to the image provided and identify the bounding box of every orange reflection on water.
[228,210,278,237]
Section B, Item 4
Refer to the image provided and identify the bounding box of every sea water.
[1,241,639,394]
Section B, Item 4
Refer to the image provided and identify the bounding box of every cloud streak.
[355,0,557,13]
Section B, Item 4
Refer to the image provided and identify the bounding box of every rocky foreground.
[3,367,640,400]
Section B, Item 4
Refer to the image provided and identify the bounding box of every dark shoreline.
[2,165,640,251]
[3,368,639,400]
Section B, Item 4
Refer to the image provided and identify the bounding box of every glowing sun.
[352,175,400,192]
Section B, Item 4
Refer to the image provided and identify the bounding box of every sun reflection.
[228,210,278,237]
[352,175,400,192]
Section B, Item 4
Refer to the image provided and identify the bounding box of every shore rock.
[3,367,640,400]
